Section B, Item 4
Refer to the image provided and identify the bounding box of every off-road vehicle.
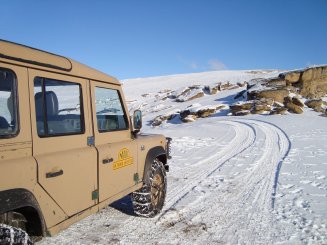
[0,40,171,244]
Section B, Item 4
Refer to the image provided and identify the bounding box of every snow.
[38,70,327,245]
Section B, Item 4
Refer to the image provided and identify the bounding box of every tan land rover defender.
[0,40,171,244]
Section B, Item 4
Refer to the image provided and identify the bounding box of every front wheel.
[132,159,167,217]
[0,224,33,245]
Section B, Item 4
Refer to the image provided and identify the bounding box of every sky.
[1,0,327,80]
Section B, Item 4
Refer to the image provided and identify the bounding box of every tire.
[0,224,33,245]
[132,159,167,218]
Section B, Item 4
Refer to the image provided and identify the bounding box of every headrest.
[35,91,59,117]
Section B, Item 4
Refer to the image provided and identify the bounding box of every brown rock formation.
[248,89,289,103]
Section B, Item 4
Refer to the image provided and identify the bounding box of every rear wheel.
[132,159,167,217]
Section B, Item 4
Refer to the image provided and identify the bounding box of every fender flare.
[0,188,46,236]
[143,146,167,182]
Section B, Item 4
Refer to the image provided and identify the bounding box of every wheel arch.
[143,146,167,182]
[0,188,46,236]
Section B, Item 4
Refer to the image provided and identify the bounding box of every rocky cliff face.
[280,65,327,98]
[239,65,327,116]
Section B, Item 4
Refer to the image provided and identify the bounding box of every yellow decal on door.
[113,148,133,170]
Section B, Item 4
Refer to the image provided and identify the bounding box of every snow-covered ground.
[38,70,327,244]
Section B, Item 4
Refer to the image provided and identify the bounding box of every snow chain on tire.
[0,224,33,245]
[132,159,167,218]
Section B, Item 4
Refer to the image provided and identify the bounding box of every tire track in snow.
[158,119,290,244]
[158,120,256,220]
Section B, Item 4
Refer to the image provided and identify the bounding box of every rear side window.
[95,87,128,132]
[0,68,18,138]
[34,77,84,137]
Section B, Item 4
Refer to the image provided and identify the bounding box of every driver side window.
[95,87,128,132]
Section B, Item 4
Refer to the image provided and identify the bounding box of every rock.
[299,66,327,98]
[230,102,253,114]
[251,109,266,114]
[266,78,287,88]
[301,68,314,82]
[284,72,301,83]
[203,86,211,94]
[211,87,219,94]
[197,108,216,118]
[205,84,221,95]
[180,110,191,119]
[180,104,224,121]
[305,99,324,112]
[181,115,197,123]
[187,91,204,101]
[254,103,271,111]
[291,97,304,107]
[151,114,176,126]
[234,110,251,116]
[220,82,238,91]
[220,82,231,90]
[273,101,284,108]
[305,98,323,109]
[247,78,267,90]
[249,89,289,103]
[175,87,204,102]
[284,96,292,104]
[285,102,303,114]
[259,98,274,106]
[215,105,226,111]
[270,107,287,115]
[237,82,247,87]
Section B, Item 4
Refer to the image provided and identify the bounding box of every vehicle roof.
[0,40,120,85]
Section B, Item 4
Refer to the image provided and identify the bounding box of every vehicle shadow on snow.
[109,195,137,216]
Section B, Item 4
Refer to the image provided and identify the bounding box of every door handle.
[46,169,64,178]
[102,158,113,164]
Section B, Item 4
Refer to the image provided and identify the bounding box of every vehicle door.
[29,70,98,216]
[90,81,138,202]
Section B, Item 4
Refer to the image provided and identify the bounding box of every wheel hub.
[151,173,163,207]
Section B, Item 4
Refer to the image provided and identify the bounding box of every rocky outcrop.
[270,107,287,115]
[248,89,289,103]
[305,99,323,109]
[283,96,304,114]
[230,99,274,116]
[290,97,305,107]
[229,102,253,114]
[236,65,327,117]
[229,95,307,116]
[304,99,327,112]
[151,114,177,126]
[152,104,226,126]
[279,65,327,99]
[284,71,301,84]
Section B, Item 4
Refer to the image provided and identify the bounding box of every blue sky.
[1,0,326,79]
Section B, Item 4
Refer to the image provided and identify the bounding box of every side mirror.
[132,110,142,132]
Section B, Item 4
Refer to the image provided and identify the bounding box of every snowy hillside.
[39,70,327,244]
